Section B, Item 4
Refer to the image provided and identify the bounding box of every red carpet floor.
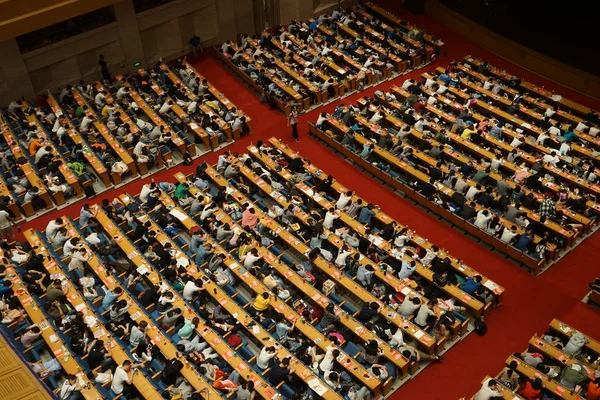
[16,3,600,399]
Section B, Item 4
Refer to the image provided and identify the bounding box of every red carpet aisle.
[15,4,600,399]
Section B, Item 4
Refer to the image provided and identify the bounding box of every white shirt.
[465,186,479,201]
[59,381,77,400]
[427,95,437,105]
[436,85,448,94]
[183,281,201,300]
[369,112,383,123]
[559,142,571,155]
[335,249,352,266]
[187,101,198,114]
[133,141,146,156]
[575,122,588,132]
[94,93,106,107]
[116,87,128,100]
[80,116,92,132]
[46,220,63,239]
[323,211,338,229]
[401,79,413,90]
[500,229,517,243]
[139,184,154,203]
[509,137,522,148]
[257,347,276,369]
[542,154,559,165]
[544,108,556,118]
[319,346,336,372]
[159,102,172,114]
[474,211,491,229]
[242,253,261,268]
[424,78,435,89]
[336,193,352,209]
[474,382,501,400]
[548,126,561,136]
[111,366,130,394]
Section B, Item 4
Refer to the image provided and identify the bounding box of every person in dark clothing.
[459,202,477,220]
[98,54,110,81]
[269,357,292,386]
[356,302,380,323]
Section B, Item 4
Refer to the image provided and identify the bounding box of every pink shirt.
[241,209,259,229]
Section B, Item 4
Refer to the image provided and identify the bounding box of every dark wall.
[438,0,600,77]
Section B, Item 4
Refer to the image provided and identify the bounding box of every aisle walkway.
[14,3,600,399]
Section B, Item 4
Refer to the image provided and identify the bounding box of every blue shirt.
[79,209,93,227]
[398,261,416,279]
[514,234,533,251]
[102,289,118,308]
[460,277,480,294]
[357,207,375,224]
[309,20,318,31]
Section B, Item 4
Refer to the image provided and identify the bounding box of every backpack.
[474,317,487,336]
[227,334,242,347]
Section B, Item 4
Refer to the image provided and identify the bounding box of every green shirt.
[67,162,84,176]
[74,107,86,118]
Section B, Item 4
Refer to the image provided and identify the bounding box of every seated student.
[474,379,502,400]
[516,377,543,400]
[460,275,482,294]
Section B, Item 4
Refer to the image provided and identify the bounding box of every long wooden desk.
[463,56,592,119]
[62,218,219,399]
[115,75,187,156]
[160,65,238,141]
[0,117,53,211]
[269,136,505,302]
[139,68,212,150]
[506,355,583,400]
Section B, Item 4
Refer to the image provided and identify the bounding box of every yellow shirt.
[101,105,110,118]
[253,295,270,311]
[461,128,476,139]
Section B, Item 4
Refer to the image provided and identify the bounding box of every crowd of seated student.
[315,76,599,261]
[209,146,491,325]
[473,328,600,400]
[1,57,249,218]
[220,4,435,109]
[462,58,600,135]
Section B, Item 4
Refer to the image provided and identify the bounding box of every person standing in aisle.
[288,107,299,142]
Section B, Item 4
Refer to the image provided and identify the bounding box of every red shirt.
[518,382,541,400]
[586,382,600,400]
